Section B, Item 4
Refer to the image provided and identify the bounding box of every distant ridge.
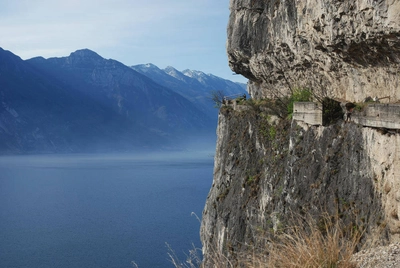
[0,48,246,154]
[132,63,247,119]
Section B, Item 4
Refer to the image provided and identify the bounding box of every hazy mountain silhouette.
[0,48,246,154]
[132,64,247,119]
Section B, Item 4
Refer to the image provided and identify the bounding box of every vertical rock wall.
[199,0,400,266]
[200,105,400,266]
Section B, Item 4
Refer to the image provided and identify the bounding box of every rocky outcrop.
[227,0,400,102]
[200,105,400,266]
[199,1,400,266]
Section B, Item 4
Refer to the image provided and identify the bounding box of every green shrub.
[354,103,366,112]
[322,98,344,125]
[269,125,277,140]
[287,88,313,118]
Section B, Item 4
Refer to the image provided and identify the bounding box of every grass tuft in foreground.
[244,214,361,268]
[169,212,362,268]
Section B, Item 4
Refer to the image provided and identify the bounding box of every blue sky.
[0,0,248,83]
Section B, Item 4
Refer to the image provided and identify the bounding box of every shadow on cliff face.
[343,34,400,67]
[284,122,389,247]
[227,0,400,103]
[201,104,389,266]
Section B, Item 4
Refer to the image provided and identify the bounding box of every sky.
[0,0,248,83]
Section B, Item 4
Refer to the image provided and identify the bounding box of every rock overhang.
[227,0,400,102]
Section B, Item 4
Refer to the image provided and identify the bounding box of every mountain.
[0,48,219,154]
[0,48,116,153]
[27,49,214,134]
[131,64,247,120]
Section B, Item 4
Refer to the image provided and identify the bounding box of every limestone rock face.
[227,0,400,102]
[200,106,400,266]
[199,1,400,265]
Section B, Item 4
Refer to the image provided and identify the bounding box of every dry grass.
[167,243,202,268]
[168,213,362,268]
[244,215,361,268]
[168,242,235,268]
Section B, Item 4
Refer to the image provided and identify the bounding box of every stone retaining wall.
[353,104,400,130]
[293,102,323,126]
[293,102,400,130]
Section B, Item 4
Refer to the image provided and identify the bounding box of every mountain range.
[131,63,246,119]
[0,48,247,154]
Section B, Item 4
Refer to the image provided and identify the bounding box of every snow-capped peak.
[182,69,211,84]
[163,66,187,80]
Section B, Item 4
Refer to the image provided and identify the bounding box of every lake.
[0,152,214,267]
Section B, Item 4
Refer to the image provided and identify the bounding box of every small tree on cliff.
[209,90,226,108]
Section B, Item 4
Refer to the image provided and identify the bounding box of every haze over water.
[0,152,214,267]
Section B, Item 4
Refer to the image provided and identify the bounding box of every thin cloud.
[0,0,247,83]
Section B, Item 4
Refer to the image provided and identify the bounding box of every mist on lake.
[0,151,214,267]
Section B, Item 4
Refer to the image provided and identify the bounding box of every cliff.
[227,0,400,102]
[201,103,399,266]
[200,0,400,266]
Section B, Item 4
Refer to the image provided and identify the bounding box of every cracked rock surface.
[227,0,400,102]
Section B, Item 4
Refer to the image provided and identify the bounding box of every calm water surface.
[0,152,214,268]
